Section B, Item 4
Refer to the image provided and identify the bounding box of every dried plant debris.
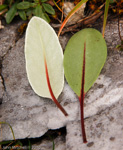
[0,20,4,29]
[63,2,86,25]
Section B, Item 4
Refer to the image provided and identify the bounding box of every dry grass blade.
[78,3,105,23]
[58,0,88,37]
[53,0,63,13]
[0,122,15,140]
[59,11,103,35]
[102,0,110,37]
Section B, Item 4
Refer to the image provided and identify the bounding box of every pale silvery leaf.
[25,16,64,99]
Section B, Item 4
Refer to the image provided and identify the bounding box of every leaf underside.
[25,17,68,116]
[25,16,64,99]
[44,52,68,116]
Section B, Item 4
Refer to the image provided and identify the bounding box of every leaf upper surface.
[64,28,107,96]
[6,3,17,24]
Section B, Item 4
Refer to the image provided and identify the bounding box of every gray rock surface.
[66,100,123,150]
[0,18,123,149]
[0,21,23,58]
[0,76,4,105]
[32,136,66,150]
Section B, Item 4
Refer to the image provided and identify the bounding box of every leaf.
[42,12,50,23]
[28,139,32,150]
[9,0,14,6]
[42,3,55,15]
[102,0,110,37]
[0,4,8,11]
[64,28,107,96]
[30,3,37,7]
[109,0,116,3]
[16,2,31,10]
[18,10,27,20]
[34,4,50,22]
[26,8,33,18]
[0,140,13,145]
[34,4,43,18]
[6,2,17,24]
[64,28,107,142]
[58,0,88,37]
[25,16,68,116]
[41,0,48,2]
[52,140,55,150]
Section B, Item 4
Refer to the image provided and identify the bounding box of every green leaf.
[52,140,55,150]
[6,2,17,24]
[41,0,48,2]
[0,4,8,11]
[18,10,27,20]
[9,0,14,6]
[34,5,50,22]
[25,17,68,116]
[26,8,34,19]
[16,2,31,10]
[0,140,13,145]
[64,28,107,142]
[34,4,43,17]
[110,0,116,3]
[42,3,55,15]
[26,8,33,16]
[116,45,120,48]
[28,139,32,150]
[34,0,39,3]
[64,28,107,96]
[42,12,50,23]
[30,3,37,7]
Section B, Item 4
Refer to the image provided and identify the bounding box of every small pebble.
[87,142,94,147]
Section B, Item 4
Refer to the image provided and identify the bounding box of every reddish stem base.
[79,42,87,143]
[44,54,68,117]
[79,97,87,143]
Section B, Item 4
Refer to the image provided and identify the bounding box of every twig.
[60,11,103,35]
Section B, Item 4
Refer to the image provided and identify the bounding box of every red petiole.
[44,54,68,117]
[79,42,87,143]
